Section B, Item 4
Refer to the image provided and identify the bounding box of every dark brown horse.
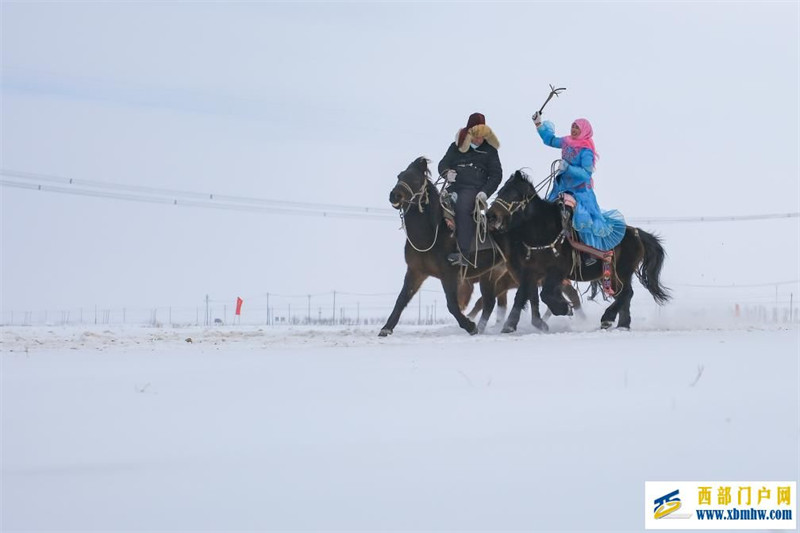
[486,170,670,332]
[381,157,509,336]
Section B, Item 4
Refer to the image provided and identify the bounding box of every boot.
[447,252,469,267]
[447,252,468,266]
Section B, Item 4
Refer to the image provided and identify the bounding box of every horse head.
[487,170,539,232]
[389,156,432,210]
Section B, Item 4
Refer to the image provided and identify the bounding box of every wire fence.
[3,283,798,328]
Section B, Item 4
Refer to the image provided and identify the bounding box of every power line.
[1,179,396,220]
[1,168,394,214]
[2,168,798,224]
[677,280,800,288]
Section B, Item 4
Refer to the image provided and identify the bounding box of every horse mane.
[409,156,431,180]
[404,156,443,224]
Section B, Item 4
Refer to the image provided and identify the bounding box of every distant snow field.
[2,319,797,531]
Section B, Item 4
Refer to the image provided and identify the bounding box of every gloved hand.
[445,169,457,183]
[532,111,542,127]
[475,191,488,204]
[558,159,569,172]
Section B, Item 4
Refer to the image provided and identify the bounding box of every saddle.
[558,194,616,297]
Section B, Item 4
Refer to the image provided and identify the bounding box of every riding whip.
[535,84,566,115]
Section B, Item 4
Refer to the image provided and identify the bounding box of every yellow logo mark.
[654,500,682,519]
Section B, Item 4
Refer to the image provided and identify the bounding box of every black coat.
[438,141,502,197]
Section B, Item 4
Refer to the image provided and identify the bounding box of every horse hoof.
[600,321,614,330]
[501,325,516,334]
[616,326,630,331]
[378,328,392,337]
[532,319,550,332]
[467,323,479,335]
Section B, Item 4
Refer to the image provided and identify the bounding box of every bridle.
[492,194,534,218]
[393,176,439,253]
[393,178,429,214]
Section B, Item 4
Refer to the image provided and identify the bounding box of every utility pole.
[205,294,209,326]
[266,292,270,325]
[307,295,311,324]
[332,291,336,324]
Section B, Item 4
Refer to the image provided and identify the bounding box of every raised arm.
[536,121,563,149]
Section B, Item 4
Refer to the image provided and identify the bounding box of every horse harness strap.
[522,233,566,260]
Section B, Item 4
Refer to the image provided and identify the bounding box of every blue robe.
[537,121,626,251]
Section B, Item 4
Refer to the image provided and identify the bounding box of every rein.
[395,179,440,253]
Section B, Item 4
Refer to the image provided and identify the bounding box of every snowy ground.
[2,315,798,531]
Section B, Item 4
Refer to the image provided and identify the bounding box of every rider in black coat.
[438,112,502,266]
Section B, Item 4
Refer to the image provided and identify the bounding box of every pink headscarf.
[561,118,599,163]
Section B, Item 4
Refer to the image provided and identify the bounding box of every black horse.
[486,170,670,331]
[381,157,509,336]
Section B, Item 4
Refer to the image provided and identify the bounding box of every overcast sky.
[1,1,798,317]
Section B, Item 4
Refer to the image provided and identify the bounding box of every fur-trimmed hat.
[456,112,500,153]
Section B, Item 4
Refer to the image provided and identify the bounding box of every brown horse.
[487,170,670,331]
[381,157,509,336]
[465,276,585,323]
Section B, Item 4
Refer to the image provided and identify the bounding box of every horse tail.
[635,229,671,305]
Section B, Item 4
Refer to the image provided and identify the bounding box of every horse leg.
[467,296,483,320]
[441,275,478,335]
[476,277,497,334]
[615,271,636,330]
[458,280,474,312]
[562,282,586,319]
[502,280,529,333]
[528,279,549,332]
[379,269,426,337]
[600,267,635,329]
[540,270,570,317]
[495,291,508,325]
[600,297,621,329]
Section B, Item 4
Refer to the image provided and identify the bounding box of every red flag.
[235,297,243,316]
